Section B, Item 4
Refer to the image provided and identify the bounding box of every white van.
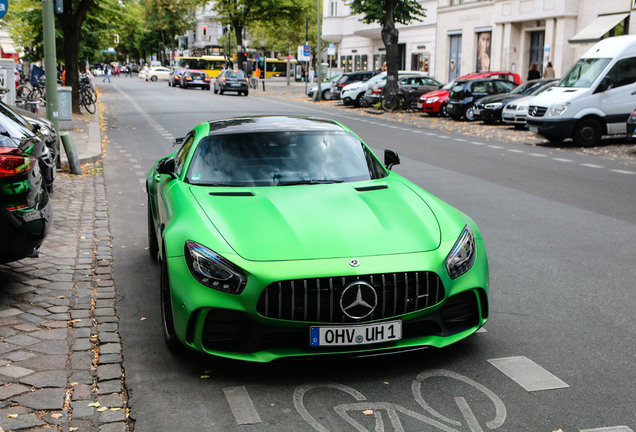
[526,35,636,146]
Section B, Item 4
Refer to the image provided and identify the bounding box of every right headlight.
[184,241,247,294]
[445,226,476,279]
[427,96,440,103]
[547,102,570,117]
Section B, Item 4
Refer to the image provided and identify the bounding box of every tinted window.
[174,133,196,177]
[495,80,516,93]
[471,81,493,94]
[606,57,636,89]
[187,131,386,187]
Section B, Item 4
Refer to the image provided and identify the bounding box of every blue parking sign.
[303,44,311,57]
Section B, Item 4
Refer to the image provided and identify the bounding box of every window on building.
[354,55,361,71]
[330,1,337,17]
[361,55,368,70]
[607,17,629,38]
[373,54,386,70]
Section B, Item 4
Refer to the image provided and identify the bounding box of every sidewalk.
[0,105,129,431]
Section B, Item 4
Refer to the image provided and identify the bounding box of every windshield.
[187,131,387,187]
[510,80,543,95]
[558,58,611,88]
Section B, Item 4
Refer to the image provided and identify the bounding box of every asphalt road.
[98,77,635,432]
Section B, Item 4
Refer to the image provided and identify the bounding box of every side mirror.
[595,76,612,93]
[156,157,176,179]
[173,136,185,146]
[384,149,400,170]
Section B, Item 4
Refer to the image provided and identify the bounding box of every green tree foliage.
[213,0,305,70]
[348,0,426,98]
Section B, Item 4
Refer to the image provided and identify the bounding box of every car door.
[600,56,636,133]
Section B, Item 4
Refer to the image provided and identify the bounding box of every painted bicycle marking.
[293,369,506,432]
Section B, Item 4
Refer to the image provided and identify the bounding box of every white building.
[188,2,224,57]
[321,0,636,82]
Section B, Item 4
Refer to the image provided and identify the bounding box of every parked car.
[332,70,381,101]
[169,68,186,87]
[214,69,249,96]
[146,115,489,361]
[364,73,443,107]
[527,35,636,146]
[307,74,343,100]
[627,107,636,142]
[447,78,518,121]
[0,104,56,263]
[502,80,560,128]
[418,81,454,116]
[142,66,170,82]
[180,69,211,90]
[473,78,558,124]
[341,71,406,107]
[418,71,522,117]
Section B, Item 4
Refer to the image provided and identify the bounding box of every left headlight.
[184,241,247,294]
[445,226,476,279]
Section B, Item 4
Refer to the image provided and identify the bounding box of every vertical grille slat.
[257,271,445,323]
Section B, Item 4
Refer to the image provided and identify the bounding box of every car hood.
[421,89,449,98]
[477,93,520,104]
[529,87,585,106]
[190,181,441,261]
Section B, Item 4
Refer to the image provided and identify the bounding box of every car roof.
[206,116,346,136]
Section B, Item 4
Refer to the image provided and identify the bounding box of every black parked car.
[473,79,558,124]
[447,78,518,121]
[214,69,249,96]
[332,70,381,100]
[0,104,56,263]
[627,107,636,142]
[180,69,211,90]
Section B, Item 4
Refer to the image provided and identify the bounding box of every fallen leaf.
[70,382,78,386]
[7,414,18,418]
[362,410,374,416]
[70,428,79,431]
[97,406,108,412]
[57,296,66,299]
[69,319,82,324]
[110,407,121,411]
[200,375,211,379]
[140,317,147,321]
[88,402,100,407]
[552,430,563,432]
[383,381,389,385]
[51,413,63,419]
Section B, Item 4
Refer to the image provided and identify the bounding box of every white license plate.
[528,125,539,133]
[310,320,402,347]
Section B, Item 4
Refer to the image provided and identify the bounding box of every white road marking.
[580,163,604,168]
[529,153,548,157]
[610,169,636,175]
[470,141,485,145]
[553,158,573,162]
[223,386,262,425]
[580,427,634,432]
[507,149,525,153]
[487,145,504,149]
[488,356,569,392]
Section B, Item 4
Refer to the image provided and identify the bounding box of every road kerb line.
[224,386,262,425]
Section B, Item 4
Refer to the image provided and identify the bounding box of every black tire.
[80,91,96,114]
[544,135,563,144]
[151,75,158,82]
[323,90,333,100]
[463,106,475,121]
[147,199,158,261]
[382,94,399,112]
[355,93,366,107]
[160,248,182,352]
[440,103,449,117]
[205,86,210,90]
[244,90,249,96]
[572,118,602,147]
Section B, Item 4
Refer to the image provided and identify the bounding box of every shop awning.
[0,43,17,54]
[569,13,629,43]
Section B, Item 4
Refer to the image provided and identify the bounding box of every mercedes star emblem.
[340,281,378,320]
[349,259,360,267]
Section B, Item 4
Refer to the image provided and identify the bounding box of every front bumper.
[166,239,489,362]
[526,117,577,140]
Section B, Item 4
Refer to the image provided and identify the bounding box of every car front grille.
[256,271,445,323]
[527,105,547,118]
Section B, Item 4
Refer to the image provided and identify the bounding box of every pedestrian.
[527,63,541,81]
[115,65,120,77]
[126,65,133,77]
[543,61,555,79]
[102,65,111,83]
[309,67,315,83]
[251,67,261,89]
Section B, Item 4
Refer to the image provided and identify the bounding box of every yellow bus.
[256,58,298,78]
[173,56,226,77]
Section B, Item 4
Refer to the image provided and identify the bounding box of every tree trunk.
[233,22,244,71]
[382,0,399,98]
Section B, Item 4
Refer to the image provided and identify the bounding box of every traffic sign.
[0,0,8,19]
[303,44,311,57]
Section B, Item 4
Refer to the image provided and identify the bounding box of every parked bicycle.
[381,88,419,112]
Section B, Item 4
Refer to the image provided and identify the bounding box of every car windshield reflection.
[186,131,386,186]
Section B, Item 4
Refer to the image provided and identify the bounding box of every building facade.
[322,0,636,82]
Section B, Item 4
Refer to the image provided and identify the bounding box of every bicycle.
[80,73,97,103]
[80,87,96,114]
[382,88,419,112]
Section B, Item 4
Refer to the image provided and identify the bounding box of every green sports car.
[146,116,489,362]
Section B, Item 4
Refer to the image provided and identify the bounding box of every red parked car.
[418,71,522,116]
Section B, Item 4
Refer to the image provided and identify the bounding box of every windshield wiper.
[277,179,345,186]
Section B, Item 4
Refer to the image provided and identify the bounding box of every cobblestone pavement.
[0,159,129,431]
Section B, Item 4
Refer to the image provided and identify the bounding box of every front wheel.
[323,90,333,100]
[463,106,475,121]
[151,75,158,82]
[160,249,182,352]
[382,94,399,112]
[440,103,449,117]
[80,91,96,114]
[572,118,602,147]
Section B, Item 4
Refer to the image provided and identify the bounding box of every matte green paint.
[147,118,489,362]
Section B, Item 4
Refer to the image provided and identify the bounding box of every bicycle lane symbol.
[293,369,506,432]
